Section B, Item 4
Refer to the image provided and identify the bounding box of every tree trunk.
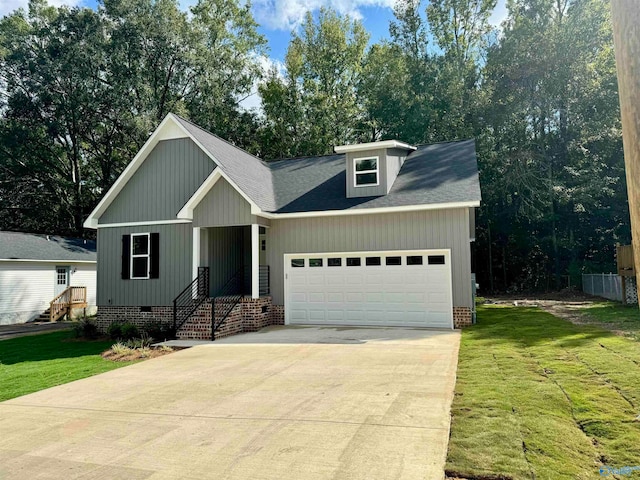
[611,1,640,308]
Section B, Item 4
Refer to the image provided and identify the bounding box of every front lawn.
[0,330,135,401]
[446,305,640,479]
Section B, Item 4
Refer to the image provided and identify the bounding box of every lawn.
[446,305,640,479]
[0,330,135,402]
[577,301,640,340]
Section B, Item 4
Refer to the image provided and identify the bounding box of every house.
[84,113,481,340]
[0,231,97,324]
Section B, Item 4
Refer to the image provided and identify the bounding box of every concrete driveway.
[0,326,460,480]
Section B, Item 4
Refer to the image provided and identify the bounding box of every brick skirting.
[453,307,473,328]
[97,297,285,341]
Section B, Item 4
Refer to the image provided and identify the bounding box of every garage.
[284,249,453,329]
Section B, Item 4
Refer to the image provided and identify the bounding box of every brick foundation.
[96,306,174,332]
[453,307,473,328]
[97,297,285,341]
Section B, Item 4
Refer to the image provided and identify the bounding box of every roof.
[173,116,278,211]
[85,113,481,227]
[269,140,481,213]
[0,232,96,262]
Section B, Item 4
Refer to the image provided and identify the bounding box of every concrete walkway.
[0,326,460,480]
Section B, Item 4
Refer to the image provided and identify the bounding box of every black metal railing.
[259,265,270,295]
[211,268,245,341]
[173,267,209,332]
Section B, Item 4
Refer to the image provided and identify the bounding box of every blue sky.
[257,0,508,61]
[1,0,508,62]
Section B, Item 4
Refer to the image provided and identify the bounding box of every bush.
[123,332,152,349]
[107,322,122,340]
[119,322,139,340]
[73,318,99,340]
[144,322,176,342]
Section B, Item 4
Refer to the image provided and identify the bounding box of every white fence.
[582,273,623,301]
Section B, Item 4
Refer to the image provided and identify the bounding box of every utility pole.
[611,1,640,307]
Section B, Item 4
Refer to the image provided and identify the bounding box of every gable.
[100,138,214,224]
[192,176,252,227]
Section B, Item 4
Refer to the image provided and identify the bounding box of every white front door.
[284,250,453,329]
[54,266,70,296]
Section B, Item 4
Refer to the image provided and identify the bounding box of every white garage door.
[284,250,453,329]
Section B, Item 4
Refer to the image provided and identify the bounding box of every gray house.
[84,113,481,339]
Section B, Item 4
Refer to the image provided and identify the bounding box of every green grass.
[0,330,135,401]
[446,305,640,479]
[577,301,640,340]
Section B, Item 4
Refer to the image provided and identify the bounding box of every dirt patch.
[101,347,174,362]
[484,296,632,337]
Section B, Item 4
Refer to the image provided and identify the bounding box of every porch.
[193,224,270,298]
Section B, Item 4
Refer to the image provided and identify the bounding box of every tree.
[0,0,266,235]
[260,8,369,157]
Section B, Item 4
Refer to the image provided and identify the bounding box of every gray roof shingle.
[269,140,481,213]
[0,232,96,261]
[174,115,481,214]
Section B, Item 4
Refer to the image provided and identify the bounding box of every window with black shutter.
[122,233,159,280]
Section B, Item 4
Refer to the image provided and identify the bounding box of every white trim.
[334,140,417,154]
[283,249,453,329]
[97,219,192,228]
[193,227,201,282]
[0,259,96,264]
[251,224,259,299]
[177,170,222,219]
[353,155,379,188]
[259,201,480,220]
[130,232,150,280]
[176,168,263,220]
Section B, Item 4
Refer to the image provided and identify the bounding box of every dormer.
[335,140,417,198]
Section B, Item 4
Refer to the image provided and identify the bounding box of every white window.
[354,156,379,187]
[131,233,150,279]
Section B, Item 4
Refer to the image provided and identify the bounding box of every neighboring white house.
[0,231,97,325]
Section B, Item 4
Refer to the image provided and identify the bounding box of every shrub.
[73,317,99,340]
[119,322,139,340]
[110,342,132,355]
[144,322,176,342]
[124,332,152,349]
[107,322,122,340]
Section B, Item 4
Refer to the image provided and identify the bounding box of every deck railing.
[49,286,87,322]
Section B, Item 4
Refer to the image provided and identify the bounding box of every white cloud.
[488,0,508,28]
[252,0,395,31]
[238,54,285,113]
[1,0,83,18]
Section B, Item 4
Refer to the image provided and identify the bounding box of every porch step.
[176,300,212,341]
[34,308,53,322]
[176,299,243,341]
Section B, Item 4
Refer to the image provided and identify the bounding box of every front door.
[55,266,70,296]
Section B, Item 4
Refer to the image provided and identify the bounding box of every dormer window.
[354,156,379,187]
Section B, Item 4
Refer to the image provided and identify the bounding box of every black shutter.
[150,232,160,279]
[121,235,130,280]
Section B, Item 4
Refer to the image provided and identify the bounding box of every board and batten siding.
[385,148,408,194]
[193,178,253,227]
[266,208,472,308]
[204,226,251,295]
[0,261,96,325]
[100,138,214,224]
[97,223,192,306]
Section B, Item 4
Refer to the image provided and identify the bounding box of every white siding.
[70,263,97,306]
[0,261,97,325]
